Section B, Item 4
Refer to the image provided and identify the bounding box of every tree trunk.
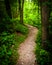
[18,0,24,24]
[41,3,49,49]
[4,0,12,18]
[21,0,24,24]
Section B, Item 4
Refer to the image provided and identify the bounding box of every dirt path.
[16,25,38,65]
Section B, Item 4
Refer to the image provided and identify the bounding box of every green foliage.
[36,29,42,44]
[9,0,17,5]
[0,32,15,46]
[0,32,15,65]
[0,16,14,33]
[49,12,52,41]
[9,33,27,65]
[24,1,41,28]
[14,23,29,35]
[0,16,29,65]
[0,0,36,65]
[35,30,52,65]
[9,27,28,65]
[35,45,50,65]
[0,17,16,65]
[14,33,27,48]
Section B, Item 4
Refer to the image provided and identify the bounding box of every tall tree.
[18,0,24,24]
[4,0,12,18]
[40,0,49,49]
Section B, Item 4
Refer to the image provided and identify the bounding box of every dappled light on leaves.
[0,0,52,65]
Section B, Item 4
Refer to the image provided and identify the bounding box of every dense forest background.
[0,0,52,65]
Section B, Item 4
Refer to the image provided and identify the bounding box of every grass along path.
[16,25,38,65]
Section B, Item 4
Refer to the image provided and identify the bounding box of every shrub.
[0,17,17,65]
[0,17,14,33]
[35,30,51,65]
[35,45,50,65]
[15,23,29,35]
[36,29,42,44]
[0,32,15,65]
[0,16,29,65]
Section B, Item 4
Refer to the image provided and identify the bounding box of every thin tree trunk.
[18,0,22,23]
[21,0,24,23]
[18,0,24,24]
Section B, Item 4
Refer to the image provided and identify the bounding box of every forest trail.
[16,25,38,65]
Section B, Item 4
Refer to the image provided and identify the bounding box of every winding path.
[16,25,38,65]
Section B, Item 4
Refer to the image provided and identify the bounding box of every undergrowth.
[35,29,52,65]
[24,2,41,29]
[0,17,29,65]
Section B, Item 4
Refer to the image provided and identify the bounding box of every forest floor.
[16,25,38,65]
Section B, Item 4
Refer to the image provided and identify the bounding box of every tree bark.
[41,2,49,49]
[4,0,12,18]
[21,0,24,24]
[18,0,24,24]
